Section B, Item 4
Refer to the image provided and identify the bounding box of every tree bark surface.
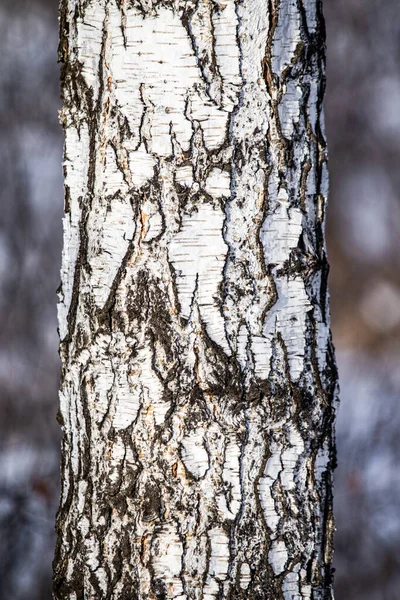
[54,0,338,598]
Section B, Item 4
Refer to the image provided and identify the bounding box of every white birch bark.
[54,0,338,598]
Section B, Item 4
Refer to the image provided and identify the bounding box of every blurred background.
[0,0,399,598]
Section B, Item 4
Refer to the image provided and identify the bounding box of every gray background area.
[0,0,399,598]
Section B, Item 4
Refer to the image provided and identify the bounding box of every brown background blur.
[1,0,399,598]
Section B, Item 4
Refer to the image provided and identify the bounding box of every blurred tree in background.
[325,1,400,597]
[0,0,399,598]
[0,1,62,598]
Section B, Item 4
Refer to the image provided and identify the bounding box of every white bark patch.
[87,194,135,307]
[260,201,312,379]
[236,1,269,83]
[308,79,320,135]
[205,168,231,198]
[269,540,288,575]
[128,144,157,187]
[282,570,302,600]
[236,323,250,369]
[168,202,229,352]
[103,146,127,197]
[112,364,142,429]
[262,195,302,266]
[134,342,170,426]
[140,197,164,242]
[189,93,231,150]
[212,0,241,110]
[300,568,313,600]
[76,2,105,99]
[180,532,208,594]
[203,527,230,599]
[268,277,311,380]
[180,428,209,479]
[271,0,302,75]
[239,562,251,589]
[222,437,242,516]
[107,436,128,480]
[175,164,194,188]
[89,363,115,422]
[280,426,305,493]
[106,5,237,162]
[258,443,281,531]
[151,525,184,595]
[304,1,318,34]
[109,6,195,156]
[58,124,90,339]
[279,80,303,138]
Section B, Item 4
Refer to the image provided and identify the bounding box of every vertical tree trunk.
[54,0,337,598]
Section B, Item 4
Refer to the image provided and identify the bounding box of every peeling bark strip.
[54,0,338,598]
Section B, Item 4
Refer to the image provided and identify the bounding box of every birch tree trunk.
[54,0,338,598]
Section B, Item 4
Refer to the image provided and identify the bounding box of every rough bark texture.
[54,0,338,598]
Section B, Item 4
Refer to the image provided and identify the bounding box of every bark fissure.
[55,0,338,598]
